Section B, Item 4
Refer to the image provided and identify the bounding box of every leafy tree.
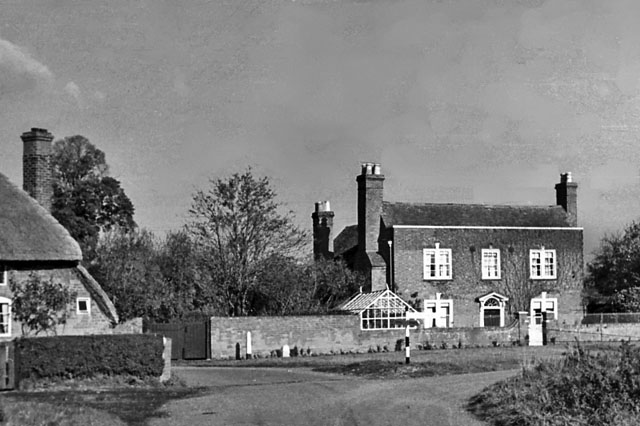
[586,221,640,311]
[187,168,307,316]
[154,231,222,321]
[248,256,365,316]
[51,135,135,263]
[10,274,77,336]
[89,228,163,322]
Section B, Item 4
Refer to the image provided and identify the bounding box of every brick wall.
[392,227,584,327]
[211,315,523,359]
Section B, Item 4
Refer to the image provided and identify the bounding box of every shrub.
[16,334,164,382]
[469,342,640,425]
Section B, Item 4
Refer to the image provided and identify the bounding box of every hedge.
[15,334,165,381]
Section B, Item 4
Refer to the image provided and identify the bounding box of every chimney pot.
[373,164,381,175]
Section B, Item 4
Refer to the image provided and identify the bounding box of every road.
[149,367,517,426]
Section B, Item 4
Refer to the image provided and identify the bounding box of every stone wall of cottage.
[0,264,118,338]
[392,227,584,328]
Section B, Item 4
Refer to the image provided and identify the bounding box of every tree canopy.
[187,168,307,316]
[586,221,640,312]
[51,135,135,263]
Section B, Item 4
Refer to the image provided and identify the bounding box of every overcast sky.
[2,0,640,258]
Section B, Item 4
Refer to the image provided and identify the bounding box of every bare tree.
[187,168,307,316]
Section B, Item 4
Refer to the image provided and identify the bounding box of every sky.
[2,0,640,259]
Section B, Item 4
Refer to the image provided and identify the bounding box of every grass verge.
[0,378,203,426]
[468,342,640,425]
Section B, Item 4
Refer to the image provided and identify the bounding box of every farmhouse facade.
[0,128,120,339]
[314,163,584,330]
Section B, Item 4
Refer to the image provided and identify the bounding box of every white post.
[246,331,252,360]
[405,325,410,364]
[282,344,290,358]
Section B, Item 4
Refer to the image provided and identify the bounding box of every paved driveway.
[150,367,517,426]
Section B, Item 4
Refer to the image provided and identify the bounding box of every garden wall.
[549,323,640,343]
[210,315,525,359]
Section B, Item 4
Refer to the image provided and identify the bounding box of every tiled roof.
[334,224,358,257]
[0,173,82,261]
[382,201,572,228]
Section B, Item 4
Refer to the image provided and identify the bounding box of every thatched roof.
[0,173,82,261]
[76,265,119,324]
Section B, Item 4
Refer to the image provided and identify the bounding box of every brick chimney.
[555,172,578,227]
[22,128,54,211]
[357,163,384,253]
[312,200,334,260]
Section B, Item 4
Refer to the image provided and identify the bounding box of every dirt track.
[149,367,517,426]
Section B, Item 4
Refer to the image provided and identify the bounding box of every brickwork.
[210,315,523,359]
[21,128,53,212]
[312,201,334,260]
[392,227,584,327]
[356,164,384,254]
[0,265,118,338]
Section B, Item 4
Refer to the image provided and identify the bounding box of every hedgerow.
[469,342,640,425]
[16,334,164,382]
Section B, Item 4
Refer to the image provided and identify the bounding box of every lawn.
[0,342,610,425]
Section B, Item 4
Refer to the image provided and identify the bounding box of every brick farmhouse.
[314,163,584,334]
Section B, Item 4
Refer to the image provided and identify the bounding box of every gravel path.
[149,366,517,426]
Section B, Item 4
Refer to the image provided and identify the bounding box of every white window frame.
[422,294,453,328]
[530,247,557,279]
[423,244,452,280]
[0,297,11,337]
[481,248,501,280]
[76,297,91,315]
[0,265,6,286]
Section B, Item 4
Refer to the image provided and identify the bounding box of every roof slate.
[382,201,572,228]
[0,173,82,261]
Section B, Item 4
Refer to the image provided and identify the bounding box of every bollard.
[405,326,410,364]
[246,331,252,360]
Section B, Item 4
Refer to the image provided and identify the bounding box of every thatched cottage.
[0,128,119,338]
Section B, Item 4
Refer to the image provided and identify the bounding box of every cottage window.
[76,297,91,315]
[361,292,408,330]
[481,249,501,279]
[0,298,11,336]
[423,244,452,280]
[530,247,556,279]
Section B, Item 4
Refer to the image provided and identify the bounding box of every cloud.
[0,38,54,96]
[64,81,82,103]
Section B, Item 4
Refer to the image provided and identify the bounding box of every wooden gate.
[0,341,15,390]
[147,321,210,360]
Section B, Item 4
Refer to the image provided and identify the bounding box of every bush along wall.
[15,334,165,383]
